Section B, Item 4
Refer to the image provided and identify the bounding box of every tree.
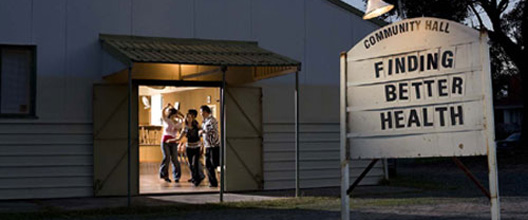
[369,0,527,146]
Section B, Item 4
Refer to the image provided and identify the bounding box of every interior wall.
[137,87,222,128]
[163,88,221,120]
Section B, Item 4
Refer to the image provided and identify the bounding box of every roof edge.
[99,34,260,46]
[326,0,389,27]
[99,34,301,67]
[99,37,132,66]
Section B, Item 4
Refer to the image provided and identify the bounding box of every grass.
[221,197,339,210]
[2,169,492,220]
[0,196,429,219]
[352,197,440,207]
[0,197,339,220]
[385,176,459,191]
[0,195,480,220]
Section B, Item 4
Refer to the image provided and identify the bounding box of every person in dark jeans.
[173,109,204,186]
[204,146,219,187]
[199,105,220,187]
[160,142,179,182]
[159,104,184,183]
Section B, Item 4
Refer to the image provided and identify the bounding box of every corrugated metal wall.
[263,123,383,189]
[0,0,383,199]
[255,1,384,190]
[0,122,93,199]
[260,84,384,190]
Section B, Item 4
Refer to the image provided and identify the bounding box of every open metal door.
[93,84,138,196]
[225,87,263,191]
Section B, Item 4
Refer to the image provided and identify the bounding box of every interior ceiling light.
[141,96,150,109]
[363,0,394,20]
[148,86,166,90]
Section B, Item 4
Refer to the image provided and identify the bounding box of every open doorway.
[92,83,263,197]
[138,85,221,194]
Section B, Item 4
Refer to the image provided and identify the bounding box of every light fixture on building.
[363,0,394,20]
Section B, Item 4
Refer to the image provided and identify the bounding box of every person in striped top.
[199,105,220,187]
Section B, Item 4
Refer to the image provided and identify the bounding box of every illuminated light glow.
[363,0,394,20]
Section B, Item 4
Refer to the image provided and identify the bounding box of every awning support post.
[340,52,350,220]
[127,65,132,207]
[295,70,300,198]
[220,66,227,202]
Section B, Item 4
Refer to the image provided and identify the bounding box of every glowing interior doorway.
[138,85,221,194]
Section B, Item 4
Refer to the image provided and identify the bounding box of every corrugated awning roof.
[100,34,301,68]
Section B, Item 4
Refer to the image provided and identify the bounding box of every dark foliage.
[377,0,474,22]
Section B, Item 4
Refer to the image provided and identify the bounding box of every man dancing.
[199,105,220,187]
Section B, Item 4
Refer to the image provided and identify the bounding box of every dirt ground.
[1,152,527,220]
[246,153,528,220]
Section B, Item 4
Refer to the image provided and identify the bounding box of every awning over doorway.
[100,34,301,83]
[98,34,303,203]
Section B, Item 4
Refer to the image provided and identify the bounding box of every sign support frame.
[480,31,501,220]
[340,18,501,220]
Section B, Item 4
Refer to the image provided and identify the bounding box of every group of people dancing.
[159,104,220,187]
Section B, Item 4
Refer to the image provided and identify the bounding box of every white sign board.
[341,17,500,220]
[344,17,495,159]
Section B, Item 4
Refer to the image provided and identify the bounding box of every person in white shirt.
[159,104,184,183]
[199,105,220,187]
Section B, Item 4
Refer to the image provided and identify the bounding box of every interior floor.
[140,161,219,194]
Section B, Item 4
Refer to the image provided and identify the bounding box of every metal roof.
[100,34,301,68]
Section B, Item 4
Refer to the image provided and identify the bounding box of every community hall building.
[0,0,387,199]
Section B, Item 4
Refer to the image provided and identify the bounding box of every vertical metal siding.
[194,0,252,41]
[0,122,93,199]
[0,0,383,199]
[259,0,384,190]
[0,0,33,44]
[131,0,193,38]
[263,123,384,190]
